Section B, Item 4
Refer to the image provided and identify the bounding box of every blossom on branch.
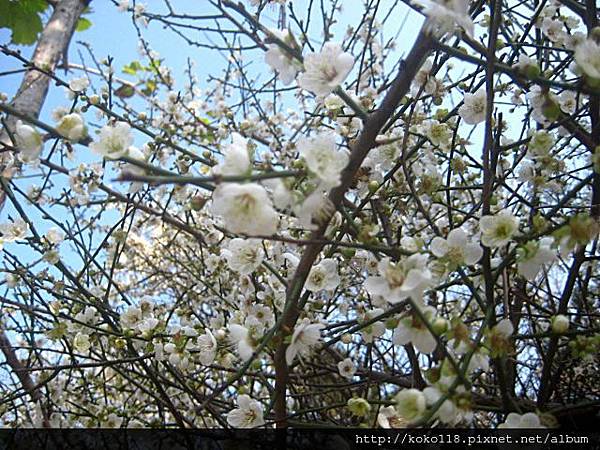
[211,183,279,236]
[89,122,133,159]
[285,318,325,365]
[297,43,354,97]
[226,395,265,428]
[264,29,301,85]
[414,0,474,37]
[298,132,349,189]
[15,120,43,163]
[364,255,432,304]
[305,258,340,292]
[479,210,520,248]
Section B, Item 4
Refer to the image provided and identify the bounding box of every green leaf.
[114,84,135,99]
[76,17,92,32]
[122,61,143,75]
[0,0,49,45]
[141,80,156,96]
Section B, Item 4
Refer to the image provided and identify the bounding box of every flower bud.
[551,314,569,334]
[347,397,371,417]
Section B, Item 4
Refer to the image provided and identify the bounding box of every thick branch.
[272,30,434,428]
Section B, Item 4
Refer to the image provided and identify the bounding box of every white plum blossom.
[211,183,279,236]
[294,189,335,230]
[213,133,251,177]
[297,43,354,97]
[15,120,43,163]
[430,228,482,267]
[0,219,29,242]
[393,306,438,354]
[360,308,386,343]
[412,59,445,96]
[364,254,432,304]
[68,76,90,92]
[458,88,487,125]
[226,394,265,428]
[305,258,340,292]
[324,94,345,111]
[515,54,538,75]
[56,113,87,142]
[337,357,357,380]
[248,304,274,327]
[498,412,545,428]
[377,406,406,428]
[73,332,91,353]
[395,389,426,423]
[400,236,419,253]
[540,17,567,45]
[551,314,569,334]
[138,317,159,333]
[558,90,577,114]
[298,132,349,188]
[197,329,217,366]
[101,413,123,428]
[479,210,520,248]
[528,130,555,158]
[526,85,559,125]
[414,0,474,37]
[574,38,600,80]
[517,237,556,280]
[89,122,133,159]
[423,386,472,425]
[120,145,147,192]
[223,238,265,275]
[228,324,254,361]
[285,318,324,365]
[264,29,301,85]
[423,120,452,151]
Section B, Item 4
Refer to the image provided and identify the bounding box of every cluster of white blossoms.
[264,30,354,97]
[3,0,600,432]
[365,254,432,305]
[298,132,349,189]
